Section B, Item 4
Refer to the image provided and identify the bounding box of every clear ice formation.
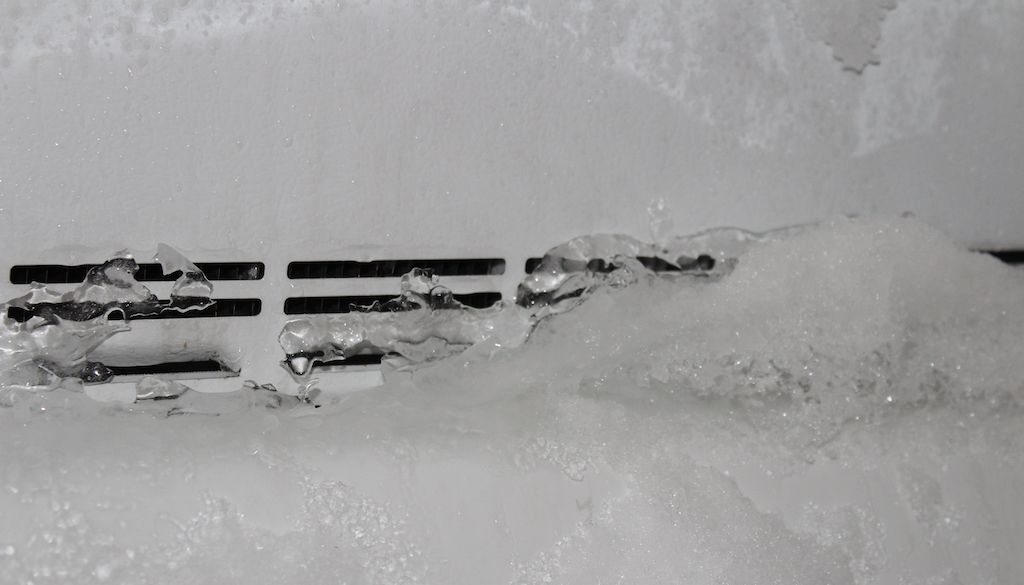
[280,228,775,379]
[0,246,214,394]
[155,242,215,300]
[280,268,534,377]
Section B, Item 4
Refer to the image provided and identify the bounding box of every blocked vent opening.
[284,292,502,315]
[10,262,264,284]
[6,298,262,322]
[524,255,715,273]
[985,250,1024,265]
[288,258,505,279]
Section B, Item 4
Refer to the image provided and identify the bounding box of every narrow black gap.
[107,360,233,376]
[985,250,1024,265]
[313,354,386,369]
[10,262,264,284]
[7,298,261,322]
[287,258,505,279]
[524,257,692,274]
[284,292,502,315]
[108,299,262,320]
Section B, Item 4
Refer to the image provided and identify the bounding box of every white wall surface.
[1,0,1022,387]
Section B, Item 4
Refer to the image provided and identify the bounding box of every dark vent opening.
[284,292,502,315]
[313,354,386,369]
[112,299,262,320]
[107,360,235,377]
[7,298,261,322]
[288,258,505,279]
[10,262,264,284]
[985,250,1024,265]
[525,258,543,273]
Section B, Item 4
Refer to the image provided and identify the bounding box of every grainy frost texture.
[2,217,1022,584]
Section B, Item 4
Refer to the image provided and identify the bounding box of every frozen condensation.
[0,246,213,395]
[281,268,534,377]
[281,228,760,379]
[2,217,1023,584]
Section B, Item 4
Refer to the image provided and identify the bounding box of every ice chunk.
[134,376,190,401]
[280,269,532,378]
[515,230,740,311]
[155,243,214,300]
[0,247,214,393]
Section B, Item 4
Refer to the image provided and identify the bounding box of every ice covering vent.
[284,292,502,315]
[524,255,715,273]
[287,258,505,279]
[10,262,264,284]
[6,298,261,323]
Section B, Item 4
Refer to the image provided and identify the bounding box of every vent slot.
[287,259,505,279]
[313,354,386,369]
[525,256,713,273]
[7,298,262,322]
[284,292,502,315]
[107,360,236,378]
[10,262,264,284]
[985,250,1024,265]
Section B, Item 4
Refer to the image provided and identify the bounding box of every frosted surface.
[2,217,1022,584]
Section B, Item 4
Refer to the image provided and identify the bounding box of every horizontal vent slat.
[288,259,505,279]
[284,292,501,315]
[6,298,261,322]
[10,262,264,284]
[107,360,233,376]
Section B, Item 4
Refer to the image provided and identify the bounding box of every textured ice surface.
[283,229,758,378]
[0,246,213,393]
[2,217,1023,584]
[280,269,534,377]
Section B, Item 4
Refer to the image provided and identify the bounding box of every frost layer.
[2,217,1023,584]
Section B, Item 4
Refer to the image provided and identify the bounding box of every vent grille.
[288,258,505,279]
[284,292,501,315]
[10,262,264,284]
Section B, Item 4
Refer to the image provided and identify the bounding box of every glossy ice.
[0,246,212,394]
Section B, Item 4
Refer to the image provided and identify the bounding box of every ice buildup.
[281,228,772,379]
[0,246,214,397]
[281,268,533,377]
[3,218,1024,584]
